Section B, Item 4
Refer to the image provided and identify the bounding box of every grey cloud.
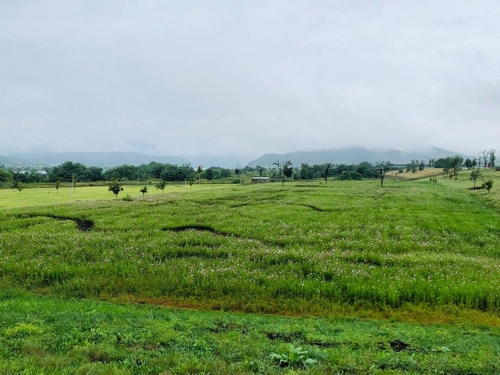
[1,1,500,156]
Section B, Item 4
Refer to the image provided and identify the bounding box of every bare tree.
[482,150,489,169]
[273,161,293,186]
[489,149,496,168]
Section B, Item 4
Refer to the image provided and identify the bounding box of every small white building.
[251,177,270,184]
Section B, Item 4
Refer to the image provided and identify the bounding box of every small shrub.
[5,323,42,337]
[484,179,494,193]
[270,345,317,368]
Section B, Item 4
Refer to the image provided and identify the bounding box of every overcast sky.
[1,1,499,157]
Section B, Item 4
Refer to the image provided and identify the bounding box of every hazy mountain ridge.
[3,152,190,168]
[1,146,469,169]
[247,146,469,167]
[1,151,257,169]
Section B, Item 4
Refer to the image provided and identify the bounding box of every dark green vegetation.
[2,179,500,373]
[1,159,382,188]
[2,291,500,374]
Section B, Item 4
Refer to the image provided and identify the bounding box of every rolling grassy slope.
[2,179,500,314]
[2,176,500,373]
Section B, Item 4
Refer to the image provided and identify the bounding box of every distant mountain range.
[0,146,468,169]
[0,151,256,168]
[246,146,469,167]
[1,152,190,168]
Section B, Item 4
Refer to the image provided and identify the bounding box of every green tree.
[196,165,203,185]
[103,164,138,181]
[407,160,418,173]
[108,178,123,199]
[484,179,494,193]
[470,168,482,188]
[339,170,363,180]
[418,160,425,171]
[47,161,88,182]
[204,168,214,181]
[450,155,464,176]
[299,163,314,180]
[0,168,12,184]
[273,161,293,186]
[14,181,24,194]
[87,166,104,181]
[155,180,166,194]
[234,166,242,185]
[72,174,77,192]
[442,167,449,178]
[140,186,148,196]
[375,161,393,187]
[55,179,61,195]
[489,149,496,168]
[321,163,332,184]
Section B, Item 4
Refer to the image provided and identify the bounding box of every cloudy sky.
[1,1,499,157]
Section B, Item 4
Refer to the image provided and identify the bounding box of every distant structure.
[251,177,269,184]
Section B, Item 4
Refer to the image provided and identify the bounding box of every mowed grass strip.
[0,183,232,209]
[1,180,500,316]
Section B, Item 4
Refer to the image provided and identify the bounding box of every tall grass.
[1,180,500,314]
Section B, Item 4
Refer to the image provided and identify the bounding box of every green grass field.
[1,172,500,373]
[0,183,233,209]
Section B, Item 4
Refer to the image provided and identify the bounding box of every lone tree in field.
[108,178,123,199]
[14,181,24,194]
[155,180,166,194]
[55,179,60,195]
[140,186,148,196]
[235,165,242,185]
[450,155,464,176]
[482,150,489,169]
[72,173,77,192]
[321,163,332,184]
[484,179,494,193]
[489,149,496,168]
[470,168,482,188]
[375,161,393,187]
[273,160,293,186]
[196,165,203,185]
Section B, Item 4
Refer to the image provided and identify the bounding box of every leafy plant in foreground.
[270,344,317,368]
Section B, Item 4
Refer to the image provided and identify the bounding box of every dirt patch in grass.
[17,214,94,232]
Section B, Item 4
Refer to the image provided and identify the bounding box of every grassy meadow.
[1,171,500,373]
[0,183,225,209]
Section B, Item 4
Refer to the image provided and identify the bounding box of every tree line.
[1,150,497,188]
[0,160,391,186]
